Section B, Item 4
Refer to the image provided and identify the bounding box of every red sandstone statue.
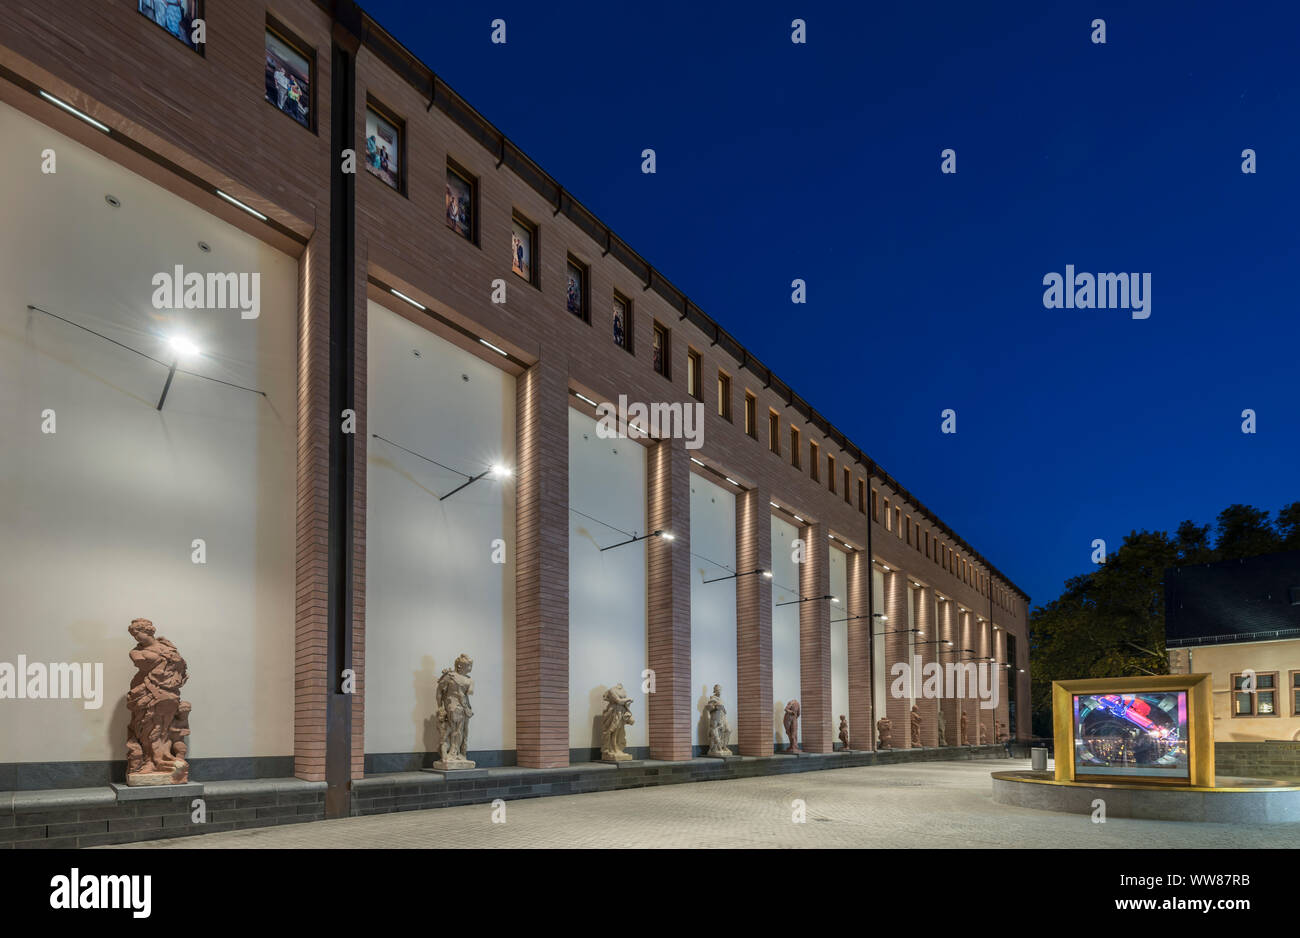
[876,716,892,750]
[126,618,191,785]
[783,699,801,753]
[838,714,850,751]
[910,704,921,747]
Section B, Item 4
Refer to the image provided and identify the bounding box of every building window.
[895,507,901,535]
[653,322,670,377]
[717,371,732,421]
[871,489,879,521]
[884,499,891,531]
[265,19,314,130]
[1292,671,1300,716]
[445,159,477,243]
[768,410,780,454]
[139,1,203,54]
[857,478,865,513]
[1233,672,1279,716]
[844,467,852,504]
[365,100,404,193]
[566,257,589,322]
[790,426,800,468]
[924,531,930,556]
[744,392,757,438]
[511,212,537,285]
[613,292,631,352]
[904,515,911,542]
[809,441,820,481]
[687,350,702,399]
[827,454,836,493]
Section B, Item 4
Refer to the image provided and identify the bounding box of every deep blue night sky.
[359,0,1300,610]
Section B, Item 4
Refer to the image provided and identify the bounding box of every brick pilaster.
[799,521,832,753]
[846,550,872,751]
[914,585,938,747]
[883,571,910,746]
[647,438,692,761]
[514,356,570,768]
[735,488,773,756]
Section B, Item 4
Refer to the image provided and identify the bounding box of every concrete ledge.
[991,770,1300,823]
[111,782,204,802]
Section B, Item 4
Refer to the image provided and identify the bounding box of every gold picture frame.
[1052,674,1214,788]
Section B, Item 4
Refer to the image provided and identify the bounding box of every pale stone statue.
[838,715,850,751]
[783,699,801,753]
[937,709,948,746]
[996,720,1006,743]
[978,721,988,745]
[434,653,475,770]
[876,716,892,750]
[126,619,191,786]
[601,684,636,761]
[959,709,969,745]
[704,684,732,756]
[910,704,921,747]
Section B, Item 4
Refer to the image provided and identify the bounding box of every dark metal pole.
[155,358,178,410]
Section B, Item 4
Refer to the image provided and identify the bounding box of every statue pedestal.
[111,781,204,803]
[704,753,742,762]
[600,759,645,768]
[423,767,489,780]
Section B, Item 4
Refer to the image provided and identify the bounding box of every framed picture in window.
[566,258,587,321]
[264,20,314,131]
[612,292,631,351]
[511,214,536,284]
[365,102,403,192]
[446,161,476,242]
[138,1,203,53]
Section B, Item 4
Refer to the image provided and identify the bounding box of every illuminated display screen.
[1072,692,1189,780]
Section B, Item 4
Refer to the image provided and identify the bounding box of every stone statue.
[910,704,921,747]
[434,653,475,770]
[978,721,988,745]
[783,699,801,753]
[601,684,636,761]
[838,715,850,751]
[995,720,1006,743]
[125,619,191,786]
[876,716,892,750]
[959,709,969,745]
[705,684,732,756]
[937,709,948,746]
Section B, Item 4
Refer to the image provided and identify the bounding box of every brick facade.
[0,0,1033,815]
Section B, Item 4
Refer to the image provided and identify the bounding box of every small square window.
[365,100,405,193]
[139,0,204,54]
[653,323,670,378]
[566,257,589,322]
[265,19,314,131]
[511,213,537,285]
[446,160,477,243]
[613,292,632,352]
[687,350,702,399]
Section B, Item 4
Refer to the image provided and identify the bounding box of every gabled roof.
[1164,549,1300,647]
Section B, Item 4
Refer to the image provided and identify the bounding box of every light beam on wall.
[38,90,111,133]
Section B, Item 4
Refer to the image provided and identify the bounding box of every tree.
[1213,504,1280,559]
[1275,502,1300,549]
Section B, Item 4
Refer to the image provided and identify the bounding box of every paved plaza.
[114,759,1299,849]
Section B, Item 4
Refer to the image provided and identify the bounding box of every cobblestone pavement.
[116,759,1297,848]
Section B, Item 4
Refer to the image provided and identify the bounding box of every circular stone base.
[991,770,1300,824]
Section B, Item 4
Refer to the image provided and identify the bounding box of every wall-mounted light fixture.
[775,593,837,607]
[156,335,200,410]
[914,639,955,647]
[703,568,772,585]
[600,529,675,552]
[573,391,598,407]
[878,627,921,636]
[215,189,269,222]
[439,462,512,501]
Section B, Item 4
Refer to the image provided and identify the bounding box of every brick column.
[914,585,938,747]
[294,231,330,783]
[846,550,872,751]
[991,625,1009,745]
[647,438,692,761]
[938,598,959,746]
[735,488,773,756]
[959,609,979,744]
[883,570,910,746]
[799,521,832,753]
[514,356,570,768]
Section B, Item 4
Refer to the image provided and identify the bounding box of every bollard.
[1031,747,1048,772]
